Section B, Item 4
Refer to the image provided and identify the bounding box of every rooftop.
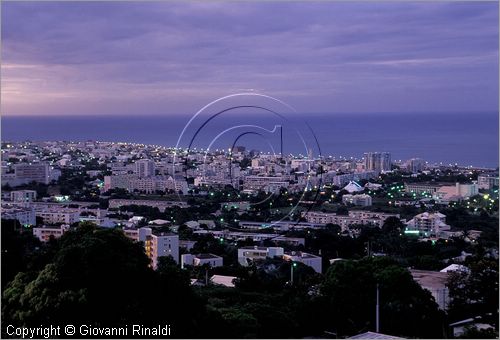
[410,269,449,289]
[195,253,221,259]
[349,331,404,339]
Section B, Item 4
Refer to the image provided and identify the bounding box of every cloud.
[1,1,498,115]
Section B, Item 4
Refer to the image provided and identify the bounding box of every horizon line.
[2,110,499,118]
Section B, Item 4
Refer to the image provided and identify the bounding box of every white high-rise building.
[364,152,391,173]
[135,159,155,178]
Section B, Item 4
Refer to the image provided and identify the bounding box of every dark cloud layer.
[1,1,498,115]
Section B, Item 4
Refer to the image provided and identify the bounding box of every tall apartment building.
[364,152,391,173]
[138,228,179,268]
[135,159,155,178]
[406,158,426,173]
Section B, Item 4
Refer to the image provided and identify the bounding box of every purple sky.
[1,1,498,116]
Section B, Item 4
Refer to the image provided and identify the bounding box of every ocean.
[2,112,498,168]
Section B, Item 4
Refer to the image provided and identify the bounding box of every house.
[149,219,171,226]
[184,221,200,229]
[365,182,383,191]
[283,251,322,273]
[440,264,469,274]
[410,269,450,310]
[179,240,197,251]
[198,220,216,229]
[238,246,284,266]
[181,253,223,269]
[449,317,495,337]
[211,275,237,288]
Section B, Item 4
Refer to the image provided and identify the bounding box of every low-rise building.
[210,275,236,288]
[238,246,284,266]
[13,163,51,185]
[342,181,364,193]
[179,240,196,251]
[1,204,36,226]
[342,194,372,206]
[404,182,442,196]
[270,236,306,246]
[477,174,499,190]
[405,212,451,237]
[10,190,37,202]
[181,253,223,269]
[108,199,188,210]
[435,182,479,201]
[410,269,450,310]
[238,220,323,231]
[33,225,70,242]
[283,251,322,273]
[302,210,399,230]
[243,176,289,192]
[36,210,80,225]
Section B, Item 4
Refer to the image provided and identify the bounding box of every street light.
[291,262,297,285]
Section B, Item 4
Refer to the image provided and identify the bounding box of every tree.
[1,219,41,289]
[447,256,499,325]
[2,223,205,337]
[458,326,498,339]
[381,216,405,235]
[320,257,445,338]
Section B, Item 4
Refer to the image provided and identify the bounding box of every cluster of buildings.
[237,246,322,273]
[1,141,498,284]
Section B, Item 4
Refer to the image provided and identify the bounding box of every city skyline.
[2,1,499,116]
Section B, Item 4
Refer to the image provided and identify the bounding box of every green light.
[404,230,419,234]
[293,263,297,267]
